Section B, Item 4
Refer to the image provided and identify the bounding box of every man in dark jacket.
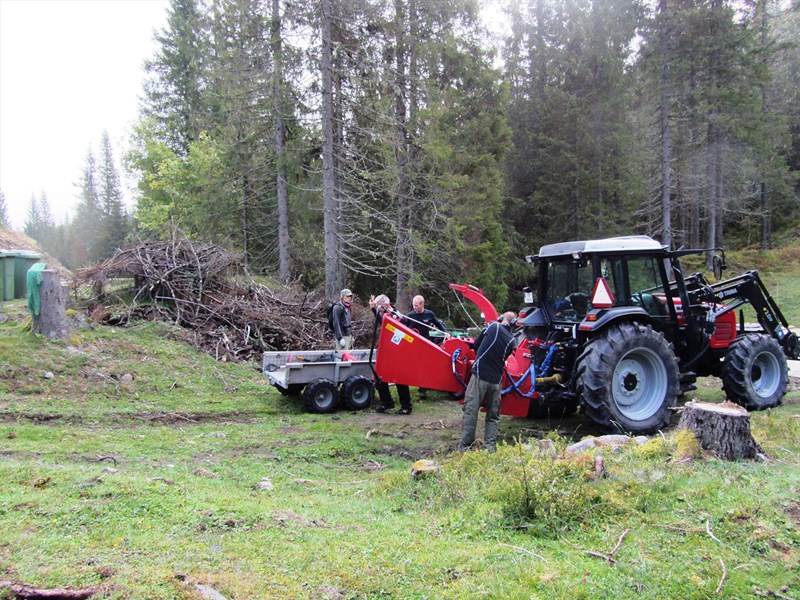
[405,294,448,399]
[332,288,353,350]
[459,311,517,452]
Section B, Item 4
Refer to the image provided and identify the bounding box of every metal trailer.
[262,349,376,413]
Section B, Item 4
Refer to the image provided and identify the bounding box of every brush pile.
[73,238,374,362]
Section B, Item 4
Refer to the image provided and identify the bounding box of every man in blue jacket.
[459,311,517,453]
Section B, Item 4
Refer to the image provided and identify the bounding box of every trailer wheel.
[576,322,679,434]
[303,379,340,413]
[341,376,374,411]
[721,334,787,410]
[277,384,305,396]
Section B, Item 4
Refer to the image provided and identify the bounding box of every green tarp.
[26,263,47,316]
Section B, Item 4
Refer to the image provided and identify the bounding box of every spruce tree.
[23,195,42,241]
[0,190,9,229]
[98,131,128,258]
[72,151,103,265]
[143,0,209,154]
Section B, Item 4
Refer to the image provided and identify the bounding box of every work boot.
[397,407,412,415]
[375,404,393,413]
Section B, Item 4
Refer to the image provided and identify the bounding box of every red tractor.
[372,235,798,434]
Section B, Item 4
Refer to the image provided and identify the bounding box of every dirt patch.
[125,411,257,425]
[787,502,800,526]
[0,413,63,424]
[279,425,306,435]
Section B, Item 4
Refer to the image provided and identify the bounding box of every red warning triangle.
[591,277,614,308]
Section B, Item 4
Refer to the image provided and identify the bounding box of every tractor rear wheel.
[721,334,787,410]
[576,322,679,434]
[303,379,340,413]
[341,376,374,411]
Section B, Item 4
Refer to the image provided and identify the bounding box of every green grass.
[1,286,799,598]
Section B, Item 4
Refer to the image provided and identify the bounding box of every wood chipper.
[371,283,552,419]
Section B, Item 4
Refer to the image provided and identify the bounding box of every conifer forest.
[17,0,800,311]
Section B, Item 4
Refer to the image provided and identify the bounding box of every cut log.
[32,270,69,340]
[677,401,764,461]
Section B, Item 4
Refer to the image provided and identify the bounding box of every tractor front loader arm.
[709,270,799,359]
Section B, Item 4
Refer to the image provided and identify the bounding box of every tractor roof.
[527,235,666,262]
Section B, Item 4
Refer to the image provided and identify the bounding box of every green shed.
[0,249,44,301]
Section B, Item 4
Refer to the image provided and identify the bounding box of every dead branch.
[716,558,727,594]
[74,236,376,361]
[608,529,630,559]
[499,543,550,563]
[148,477,175,485]
[706,520,723,545]
[586,551,617,564]
[653,524,706,534]
[0,581,100,599]
[586,528,630,564]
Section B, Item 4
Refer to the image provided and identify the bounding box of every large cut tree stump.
[677,400,764,461]
[32,270,69,340]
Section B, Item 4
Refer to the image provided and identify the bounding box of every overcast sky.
[0,0,170,230]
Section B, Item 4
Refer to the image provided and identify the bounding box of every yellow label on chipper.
[386,323,413,345]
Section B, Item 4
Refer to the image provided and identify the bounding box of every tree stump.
[32,270,69,340]
[677,400,764,461]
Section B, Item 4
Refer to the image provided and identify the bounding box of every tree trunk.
[32,271,69,340]
[321,0,340,298]
[677,401,764,461]
[758,0,770,251]
[272,0,291,281]
[658,0,672,247]
[394,0,413,311]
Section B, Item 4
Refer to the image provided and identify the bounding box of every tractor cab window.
[545,259,593,322]
[627,256,668,317]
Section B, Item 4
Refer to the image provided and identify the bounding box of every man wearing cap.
[332,288,354,350]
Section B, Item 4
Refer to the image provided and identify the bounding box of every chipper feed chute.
[373,313,473,393]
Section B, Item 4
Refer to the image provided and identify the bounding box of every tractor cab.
[525,235,679,328]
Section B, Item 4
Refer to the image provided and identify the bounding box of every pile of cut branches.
[74,238,375,361]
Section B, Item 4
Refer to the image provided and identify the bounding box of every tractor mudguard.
[578,307,653,334]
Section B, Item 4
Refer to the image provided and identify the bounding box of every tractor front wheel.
[721,334,787,410]
[576,322,679,434]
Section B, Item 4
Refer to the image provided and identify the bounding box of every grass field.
[1,264,799,598]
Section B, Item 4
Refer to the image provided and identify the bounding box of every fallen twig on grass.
[148,477,175,485]
[754,587,796,600]
[653,524,706,534]
[89,455,117,466]
[716,558,727,594]
[0,580,100,599]
[586,529,630,564]
[499,543,550,563]
[706,520,723,544]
